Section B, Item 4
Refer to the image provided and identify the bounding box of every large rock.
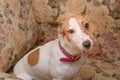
[0,0,38,72]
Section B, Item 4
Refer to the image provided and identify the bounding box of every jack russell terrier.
[13,15,93,80]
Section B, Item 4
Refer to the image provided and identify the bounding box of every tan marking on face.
[27,49,39,66]
[76,16,90,35]
[60,18,71,42]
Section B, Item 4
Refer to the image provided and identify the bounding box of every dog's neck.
[58,34,81,55]
[58,41,81,62]
[58,34,82,62]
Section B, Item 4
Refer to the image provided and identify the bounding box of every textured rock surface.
[0,72,22,80]
[0,0,38,72]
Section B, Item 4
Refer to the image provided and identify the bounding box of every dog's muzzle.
[83,40,91,49]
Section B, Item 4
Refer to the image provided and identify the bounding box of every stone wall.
[0,0,38,72]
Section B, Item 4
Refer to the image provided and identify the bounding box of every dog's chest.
[50,61,81,79]
[41,40,83,79]
[26,39,83,79]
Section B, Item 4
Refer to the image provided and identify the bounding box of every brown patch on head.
[59,15,92,35]
[59,17,73,42]
[60,16,89,42]
[76,16,90,35]
[27,49,39,66]
[77,16,95,37]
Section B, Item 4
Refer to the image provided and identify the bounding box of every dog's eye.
[83,22,89,29]
[68,29,74,34]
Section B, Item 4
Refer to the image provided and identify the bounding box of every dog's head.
[51,16,93,52]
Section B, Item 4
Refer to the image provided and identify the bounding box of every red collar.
[59,41,81,62]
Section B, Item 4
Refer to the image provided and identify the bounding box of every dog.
[13,15,93,80]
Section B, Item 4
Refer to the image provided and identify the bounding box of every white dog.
[13,15,93,80]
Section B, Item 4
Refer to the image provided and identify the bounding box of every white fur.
[13,17,93,80]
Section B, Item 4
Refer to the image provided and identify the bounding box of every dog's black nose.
[83,40,91,49]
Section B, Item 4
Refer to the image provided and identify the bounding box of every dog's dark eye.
[83,22,89,29]
[68,29,74,34]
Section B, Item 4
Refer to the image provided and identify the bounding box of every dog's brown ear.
[48,20,63,34]
[48,21,62,28]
